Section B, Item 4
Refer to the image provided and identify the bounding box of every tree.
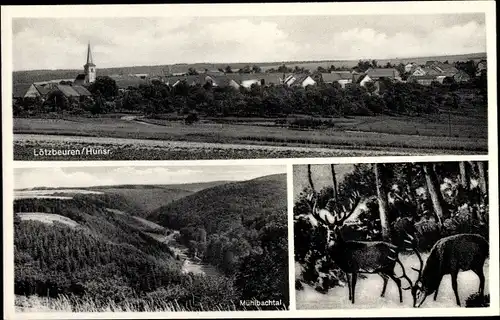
[187,68,198,76]
[331,164,338,202]
[422,163,444,227]
[373,163,391,241]
[224,65,233,74]
[476,161,488,195]
[317,66,327,73]
[459,162,469,192]
[251,65,262,73]
[88,76,119,100]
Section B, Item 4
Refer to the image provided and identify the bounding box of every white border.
[2,1,498,318]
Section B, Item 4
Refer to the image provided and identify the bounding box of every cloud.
[12,15,486,71]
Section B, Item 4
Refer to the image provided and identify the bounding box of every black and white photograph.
[10,10,489,160]
[13,165,289,312]
[294,161,491,309]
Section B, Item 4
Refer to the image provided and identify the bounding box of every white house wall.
[24,84,41,98]
[301,77,316,87]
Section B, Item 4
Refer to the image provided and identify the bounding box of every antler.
[404,233,424,281]
[308,190,362,228]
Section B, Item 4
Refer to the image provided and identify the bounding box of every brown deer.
[408,233,489,307]
[307,191,414,304]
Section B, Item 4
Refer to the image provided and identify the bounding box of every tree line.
[13,69,487,120]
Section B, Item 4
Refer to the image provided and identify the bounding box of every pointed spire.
[86,42,94,65]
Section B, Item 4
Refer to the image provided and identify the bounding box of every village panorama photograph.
[11,12,488,160]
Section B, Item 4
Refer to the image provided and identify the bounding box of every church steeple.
[84,42,96,84]
[86,42,94,66]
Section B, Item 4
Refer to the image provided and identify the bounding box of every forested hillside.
[14,176,289,311]
[151,173,289,302]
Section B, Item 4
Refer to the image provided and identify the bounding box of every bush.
[465,293,489,308]
[184,112,199,125]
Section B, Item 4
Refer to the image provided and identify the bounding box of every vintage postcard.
[1,1,498,319]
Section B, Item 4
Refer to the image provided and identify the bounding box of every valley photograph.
[10,9,489,160]
[293,161,490,309]
[13,165,289,312]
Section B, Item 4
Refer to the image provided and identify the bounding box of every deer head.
[307,191,362,245]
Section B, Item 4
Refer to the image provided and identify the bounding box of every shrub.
[465,293,489,308]
[185,112,199,125]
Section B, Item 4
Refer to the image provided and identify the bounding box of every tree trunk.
[459,162,469,191]
[331,164,338,202]
[307,164,316,193]
[374,163,391,241]
[422,164,444,227]
[476,161,488,195]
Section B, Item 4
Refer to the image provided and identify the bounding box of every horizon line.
[13,173,284,190]
[12,51,487,73]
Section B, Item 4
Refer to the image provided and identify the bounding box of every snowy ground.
[296,254,490,309]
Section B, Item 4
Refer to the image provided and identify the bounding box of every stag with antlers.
[407,233,489,307]
[306,165,415,304]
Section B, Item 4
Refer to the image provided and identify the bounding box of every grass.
[15,294,286,312]
[16,212,79,228]
[13,114,487,160]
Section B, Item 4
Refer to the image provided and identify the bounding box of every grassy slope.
[149,174,287,230]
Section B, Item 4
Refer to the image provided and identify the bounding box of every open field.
[13,114,487,160]
[296,254,490,309]
[17,212,80,228]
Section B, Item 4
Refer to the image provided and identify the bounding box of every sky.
[13,165,286,189]
[12,13,486,71]
[293,164,354,202]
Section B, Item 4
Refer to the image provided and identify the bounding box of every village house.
[407,75,439,86]
[404,62,418,73]
[283,74,316,87]
[321,72,353,88]
[453,70,471,83]
[364,68,401,81]
[24,82,92,101]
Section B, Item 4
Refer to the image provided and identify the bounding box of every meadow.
[13,113,487,160]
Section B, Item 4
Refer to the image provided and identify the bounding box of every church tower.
[84,42,96,84]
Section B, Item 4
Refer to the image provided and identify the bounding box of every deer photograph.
[293,161,490,309]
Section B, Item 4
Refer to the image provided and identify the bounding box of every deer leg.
[389,273,403,303]
[351,273,358,304]
[346,273,352,302]
[451,271,461,306]
[433,277,442,301]
[475,267,485,296]
[380,274,389,297]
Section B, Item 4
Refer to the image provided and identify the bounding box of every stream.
[147,231,221,277]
